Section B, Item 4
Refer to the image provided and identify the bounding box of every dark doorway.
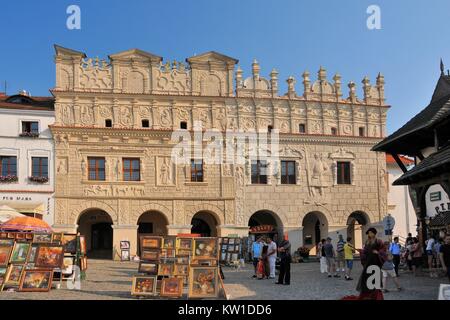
[138,223,153,234]
[315,220,321,243]
[91,223,113,259]
[191,218,211,237]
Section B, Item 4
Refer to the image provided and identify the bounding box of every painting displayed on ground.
[188,266,218,298]
[19,269,53,292]
[131,276,157,296]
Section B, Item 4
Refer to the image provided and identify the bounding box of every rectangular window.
[251,160,267,184]
[299,124,306,134]
[0,156,17,176]
[105,119,112,128]
[31,157,48,178]
[331,127,337,135]
[88,157,105,181]
[281,161,296,184]
[337,161,351,185]
[142,119,150,128]
[190,159,204,182]
[180,122,188,130]
[359,127,365,137]
[123,158,140,181]
[22,121,39,134]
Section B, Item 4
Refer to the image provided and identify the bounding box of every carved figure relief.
[57,158,68,175]
[160,108,172,127]
[309,153,329,197]
[215,108,227,130]
[119,106,133,127]
[80,105,94,126]
[158,157,174,186]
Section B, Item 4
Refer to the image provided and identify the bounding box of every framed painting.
[16,233,25,240]
[121,250,130,261]
[10,242,31,264]
[80,256,88,271]
[62,234,77,254]
[34,244,64,268]
[158,263,174,276]
[138,261,158,275]
[79,236,87,255]
[0,232,7,238]
[0,267,7,288]
[191,259,217,267]
[188,267,218,298]
[161,277,183,298]
[228,238,235,245]
[19,269,53,292]
[33,233,52,243]
[163,236,176,249]
[176,248,192,257]
[176,256,189,264]
[27,244,39,264]
[0,245,13,267]
[141,249,159,261]
[177,238,193,250]
[51,233,63,243]
[193,238,218,260]
[140,236,162,250]
[131,276,157,296]
[7,233,15,239]
[120,241,130,250]
[176,275,188,286]
[161,248,176,258]
[25,233,33,240]
[61,256,75,274]
[4,264,25,286]
[174,264,189,276]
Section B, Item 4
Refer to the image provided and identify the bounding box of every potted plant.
[19,132,39,138]
[298,246,310,260]
[29,176,49,183]
[0,175,18,183]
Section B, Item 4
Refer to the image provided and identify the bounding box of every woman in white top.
[426,236,435,277]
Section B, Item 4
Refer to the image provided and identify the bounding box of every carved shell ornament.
[139,106,151,118]
[100,105,112,118]
[343,124,352,134]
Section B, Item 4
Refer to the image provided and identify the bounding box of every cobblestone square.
[0,259,445,300]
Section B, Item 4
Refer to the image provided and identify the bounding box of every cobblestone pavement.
[0,259,446,300]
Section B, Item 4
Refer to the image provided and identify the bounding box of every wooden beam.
[392,154,408,173]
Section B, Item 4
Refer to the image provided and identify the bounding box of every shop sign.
[249,225,274,233]
[2,196,33,201]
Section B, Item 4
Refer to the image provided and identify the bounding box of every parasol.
[0,205,25,223]
[0,216,52,233]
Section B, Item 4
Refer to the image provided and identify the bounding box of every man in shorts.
[324,237,339,278]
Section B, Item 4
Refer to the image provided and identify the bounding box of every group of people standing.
[317,234,356,280]
[251,233,292,285]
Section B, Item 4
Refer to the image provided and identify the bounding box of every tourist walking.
[411,237,423,277]
[344,237,355,280]
[356,228,386,299]
[318,239,328,274]
[276,233,291,285]
[406,233,413,245]
[389,237,402,276]
[439,234,450,282]
[426,236,436,278]
[258,240,270,279]
[336,234,346,273]
[267,237,277,279]
[381,246,402,293]
[324,237,339,278]
[251,237,263,278]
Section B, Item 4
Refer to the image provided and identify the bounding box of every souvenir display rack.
[218,237,244,265]
[131,235,223,299]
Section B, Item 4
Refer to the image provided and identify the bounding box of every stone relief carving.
[342,124,352,135]
[59,104,73,125]
[199,109,210,127]
[280,120,290,133]
[100,105,113,118]
[223,164,233,177]
[280,146,303,158]
[81,158,87,178]
[80,105,94,126]
[155,65,191,94]
[158,157,174,186]
[79,58,112,90]
[57,158,68,175]
[115,159,121,181]
[215,108,227,130]
[309,153,329,197]
[311,121,321,134]
[329,147,356,160]
[119,106,133,127]
[84,185,145,197]
[160,108,172,127]
[139,106,151,118]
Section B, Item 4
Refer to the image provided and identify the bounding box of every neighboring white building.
[0,92,55,226]
[386,154,417,240]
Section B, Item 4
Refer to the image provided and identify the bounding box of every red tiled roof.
[386,154,414,165]
[0,94,54,111]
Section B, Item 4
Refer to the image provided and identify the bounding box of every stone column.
[112,225,138,261]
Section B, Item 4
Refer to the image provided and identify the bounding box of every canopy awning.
[0,216,52,233]
[0,205,25,223]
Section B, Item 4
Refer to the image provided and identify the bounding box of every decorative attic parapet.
[235,59,278,98]
[302,66,343,102]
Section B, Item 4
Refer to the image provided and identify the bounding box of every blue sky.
[1,0,449,133]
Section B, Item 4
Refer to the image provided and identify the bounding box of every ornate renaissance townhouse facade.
[50,45,389,259]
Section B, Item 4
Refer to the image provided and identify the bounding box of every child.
[382,250,402,293]
[344,237,355,280]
